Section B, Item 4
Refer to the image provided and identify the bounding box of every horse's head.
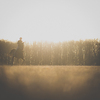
[9,49,16,56]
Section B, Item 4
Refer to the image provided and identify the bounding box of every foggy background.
[0,0,100,42]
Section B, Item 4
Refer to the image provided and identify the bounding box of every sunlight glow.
[0,0,100,43]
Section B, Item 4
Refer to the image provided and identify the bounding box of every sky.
[0,0,100,43]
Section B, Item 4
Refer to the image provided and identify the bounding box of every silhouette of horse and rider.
[10,37,25,65]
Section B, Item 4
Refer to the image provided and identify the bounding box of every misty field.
[0,65,100,100]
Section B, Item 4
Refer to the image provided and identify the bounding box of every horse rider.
[10,37,24,64]
[16,37,24,52]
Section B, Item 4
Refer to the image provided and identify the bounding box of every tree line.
[0,39,100,65]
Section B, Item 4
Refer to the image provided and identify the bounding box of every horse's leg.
[22,58,25,65]
[17,58,19,65]
[12,56,14,65]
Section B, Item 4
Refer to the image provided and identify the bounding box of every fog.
[0,65,100,100]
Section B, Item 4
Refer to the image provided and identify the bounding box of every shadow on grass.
[0,66,100,100]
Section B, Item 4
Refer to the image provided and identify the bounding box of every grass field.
[0,65,100,100]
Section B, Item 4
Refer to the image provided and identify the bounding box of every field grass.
[0,65,100,100]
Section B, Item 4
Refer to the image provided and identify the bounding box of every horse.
[10,48,25,65]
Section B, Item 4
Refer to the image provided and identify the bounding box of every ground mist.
[0,65,100,100]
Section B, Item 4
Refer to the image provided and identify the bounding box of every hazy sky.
[0,0,100,42]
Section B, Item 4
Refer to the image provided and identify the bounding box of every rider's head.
[20,37,22,40]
